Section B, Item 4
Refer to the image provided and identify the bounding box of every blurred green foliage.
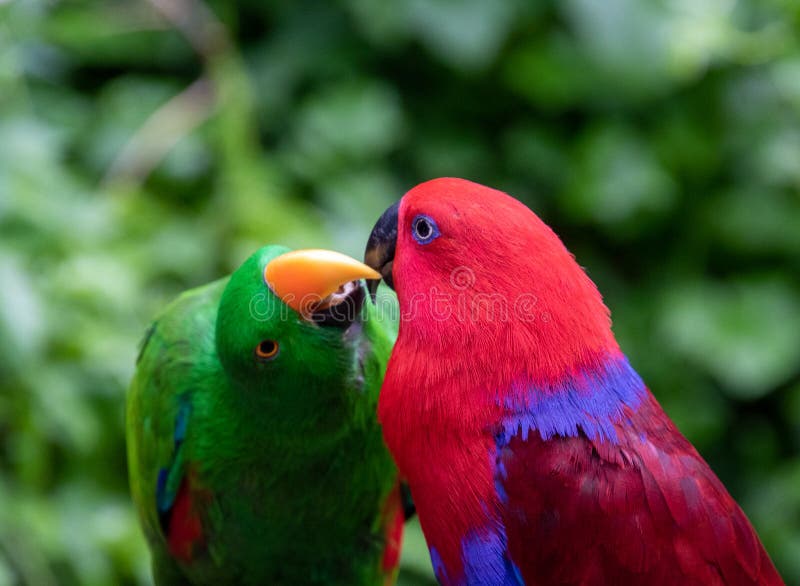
[1,0,799,584]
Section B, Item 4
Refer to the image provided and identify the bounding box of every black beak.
[364,201,399,301]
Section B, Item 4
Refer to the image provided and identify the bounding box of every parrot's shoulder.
[497,392,783,585]
[139,278,227,360]
[131,278,227,401]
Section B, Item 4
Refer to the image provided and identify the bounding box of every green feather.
[127,245,399,585]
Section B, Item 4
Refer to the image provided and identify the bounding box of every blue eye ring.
[411,214,440,245]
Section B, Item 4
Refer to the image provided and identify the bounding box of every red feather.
[167,473,206,562]
[380,484,405,577]
[500,392,782,585]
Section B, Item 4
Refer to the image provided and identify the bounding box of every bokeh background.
[2,0,800,584]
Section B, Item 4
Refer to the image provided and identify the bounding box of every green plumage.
[126,245,400,585]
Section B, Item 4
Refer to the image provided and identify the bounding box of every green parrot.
[126,245,404,586]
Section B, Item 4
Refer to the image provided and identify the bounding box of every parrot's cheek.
[308,280,366,329]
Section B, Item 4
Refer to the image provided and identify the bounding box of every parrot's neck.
[498,351,647,445]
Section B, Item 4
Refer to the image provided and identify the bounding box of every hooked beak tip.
[367,279,380,303]
[364,200,399,297]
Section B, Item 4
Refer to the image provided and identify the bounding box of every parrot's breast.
[382,352,649,585]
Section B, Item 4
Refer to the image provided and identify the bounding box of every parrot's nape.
[127,245,403,586]
[364,178,784,586]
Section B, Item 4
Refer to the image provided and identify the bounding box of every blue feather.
[498,354,645,445]
[156,396,192,528]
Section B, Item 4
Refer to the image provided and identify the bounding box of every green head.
[214,245,384,443]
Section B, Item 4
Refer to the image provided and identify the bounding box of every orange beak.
[264,249,380,316]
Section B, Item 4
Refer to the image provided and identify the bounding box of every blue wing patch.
[462,530,523,585]
[157,397,192,532]
[497,354,645,445]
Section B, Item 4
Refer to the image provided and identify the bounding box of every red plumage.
[371,178,783,585]
[500,392,781,585]
[167,474,206,562]
[380,484,406,575]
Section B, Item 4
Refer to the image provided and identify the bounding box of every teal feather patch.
[157,398,192,530]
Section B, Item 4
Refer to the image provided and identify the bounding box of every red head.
[365,178,620,397]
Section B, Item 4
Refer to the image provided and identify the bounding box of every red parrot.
[363,178,783,586]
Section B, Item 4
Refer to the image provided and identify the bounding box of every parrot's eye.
[411,214,440,245]
[255,340,279,361]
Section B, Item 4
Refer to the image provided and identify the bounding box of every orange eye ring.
[255,340,279,361]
